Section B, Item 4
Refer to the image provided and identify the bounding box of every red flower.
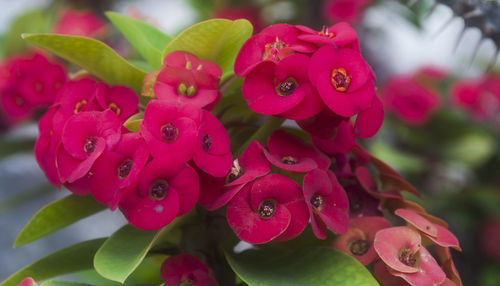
[227,174,309,244]
[53,8,107,38]
[324,0,372,25]
[161,254,218,286]
[304,169,349,239]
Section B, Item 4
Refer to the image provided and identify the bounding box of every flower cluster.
[235,22,383,139]
[451,74,500,122]
[0,52,66,126]
[380,67,444,126]
[161,254,218,286]
[35,51,233,231]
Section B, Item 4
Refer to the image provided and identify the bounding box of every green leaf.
[0,138,35,158]
[93,225,158,283]
[41,281,92,286]
[123,112,144,132]
[0,238,105,286]
[162,19,253,74]
[225,246,379,286]
[106,12,172,69]
[22,34,146,93]
[14,195,106,247]
[94,211,195,283]
[3,9,53,56]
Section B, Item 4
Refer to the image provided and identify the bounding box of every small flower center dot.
[179,278,194,286]
[398,248,417,267]
[349,198,363,214]
[14,96,24,106]
[118,159,133,179]
[177,82,188,95]
[84,137,98,155]
[108,102,121,116]
[35,82,43,92]
[74,99,88,114]
[161,123,179,143]
[281,156,297,165]
[331,68,351,92]
[202,134,212,152]
[258,199,276,219]
[150,180,168,200]
[310,194,324,209]
[263,37,291,61]
[276,78,297,97]
[350,239,370,256]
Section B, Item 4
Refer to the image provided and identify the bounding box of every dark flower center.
[118,159,133,179]
[281,156,297,165]
[276,78,297,97]
[108,102,121,116]
[84,137,98,155]
[258,199,276,219]
[398,248,417,267]
[177,82,197,97]
[161,123,179,143]
[310,194,324,209]
[331,68,351,92]
[179,278,194,286]
[202,134,212,152]
[350,239,370,256]
[150,180,168,200]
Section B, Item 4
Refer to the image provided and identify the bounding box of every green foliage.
[106,12,172,69]
[3,9,53,57]
[0,139,36,158]
[14,195,106,247]
[93,225,159,283]
[225,246,379,286]
[162,19,253,76]
[0,238,105,286]
[40,281,92,286]
[123,112,144,132]
[22,34,146,93]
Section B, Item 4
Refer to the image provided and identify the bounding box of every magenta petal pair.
[141,100,201,166]
[264,130,330,172]
[119,159,199,230]
[242,54,323,119]
[304,169,349,239]
[227,174,309,244]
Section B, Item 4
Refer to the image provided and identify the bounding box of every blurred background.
[0,0,499,285]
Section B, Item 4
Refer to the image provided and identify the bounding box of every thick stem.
[236,116,286,156]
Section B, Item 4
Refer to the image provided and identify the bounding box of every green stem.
[237,116,285,156]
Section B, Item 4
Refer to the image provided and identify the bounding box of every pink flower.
[80,133,150,208]
[355,95,384,138]
[140,100,201,165]
[311,120,356,155]
[155,51,221,109]
[395,209,461,251]
[53,8,107,38]
[0,52,66,124]
[374,226,446,286]
[234,24,314,77]
[345,183,382,218]
[193,110,232,177]
[263,130,330,172]
[296,107,345,139]
[198,141,270,211]
[450,80,499,120]
[309,45,376,117]
[96,83,139,122]
[480,217,500,262]
[296,23,359,50]
[324,0,372,25]
[56,110,122,184]
[332,216,391,265]
[161,254,218,286]
[119,159,199,230]
[380,75,440,125]
[227,174,309,244]
[242,54,323,119]
[303,169,349,239]
[18,277,37,286]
